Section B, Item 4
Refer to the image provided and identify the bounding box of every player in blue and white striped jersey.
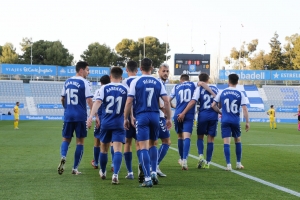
[87,67,128,184]
[155,63,171,177]
[57,61,93,175]
[124,58,172,187]
[91,75,110,170]
[169,74,197,170]
[211,73,250,171]
[122,60,140,180]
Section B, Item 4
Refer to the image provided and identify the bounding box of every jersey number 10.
[178,89,191,103]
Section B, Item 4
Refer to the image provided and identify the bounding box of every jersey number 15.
[66,88,78,105]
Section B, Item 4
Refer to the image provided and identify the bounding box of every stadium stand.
[263,85,300,107]
[0,80,297,120]
[0,80,30,115]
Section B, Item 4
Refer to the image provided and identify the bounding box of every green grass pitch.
[0,120,300,199]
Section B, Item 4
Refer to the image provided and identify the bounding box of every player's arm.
[211,101,222,115]
[162,95,172,130]
[197,82,216,97]
[61,97,64,107]
[130,105,136,127]
[274,111,276,118]
[169,86,176,109]
[242,105,250,132]
[177,100,197,123]
[87,97,93,112]
[124,97,134,130]
[87,99,102,129]
[168,96,176,109]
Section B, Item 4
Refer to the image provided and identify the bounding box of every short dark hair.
[180,74,189,81]
[228,74,239,85]
[141,58,152,72]
[126,61,138,72]
[199,72,209,82]
[16,102,19,105]
[100,75,110,85]
[76,61,89,73]
[270,105,274,108]
[110,66,123,79]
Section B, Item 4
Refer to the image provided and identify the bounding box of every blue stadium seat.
[243,85,258,91]
[248,97,264,104]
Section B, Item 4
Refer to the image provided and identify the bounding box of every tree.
[21,40,74,66]
[224,39,258,69]
[268,32,284,70]
[247,39,259,55]
[20,37,33,52]
[0,43,18,63]
[0,45,2,57]
[283,34,299,70]
[115,36,170,68]
[80,42,118,66]
[248,50,270,70]
[224,56,230,65]
[293,37,300,69]
[115,39,138,65]
[44,41,74,66]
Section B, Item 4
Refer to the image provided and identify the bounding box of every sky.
[1,0,300,79]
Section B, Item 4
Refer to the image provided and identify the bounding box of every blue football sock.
[140,149,151,178]
[235,142,242,162]
[224,144,230,164]
[137,149,141,164]
[183,138,191,159]
[149,146,158,172]
[178,139,183,159]
[110,146,114,166]
[197,139,204,155]
[113,152,122,175]
[157,144,169,165]
[94,147,100,166]
[99,152,108,174]
[73,144,83,169]
[124,152,133,173]
[60,141,69,157]
[206,142,214,162]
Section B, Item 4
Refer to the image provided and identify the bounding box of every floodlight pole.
[30,40,33,65]
[238,24,244,70]
[166,23,169,62]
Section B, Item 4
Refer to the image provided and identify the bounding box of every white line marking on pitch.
[169,146,300,198]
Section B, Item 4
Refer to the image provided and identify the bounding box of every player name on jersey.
[201,86,218,95]
[143,79,157,85]
[105,86,126,94]
[222,90,241,98]
[65,81,81,88]
[175,82,193,89]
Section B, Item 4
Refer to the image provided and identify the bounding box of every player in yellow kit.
[267,105,277,129]
[14,102,20,129]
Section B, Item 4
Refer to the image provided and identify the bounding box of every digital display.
[174,54,210,76]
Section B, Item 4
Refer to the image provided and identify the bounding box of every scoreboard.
[174,54,210,76]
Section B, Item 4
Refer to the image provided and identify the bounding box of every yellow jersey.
[14,105,19,115]
[268,108,275,118]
